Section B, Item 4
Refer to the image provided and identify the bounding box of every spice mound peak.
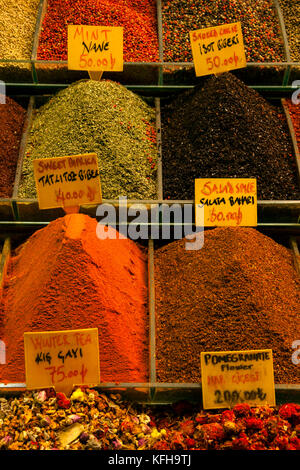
[18,79,157,200]
[162,72,299,200]
[0,214,149,384]
[155,227,300,383]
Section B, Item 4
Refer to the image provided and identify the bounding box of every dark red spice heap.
[155,227,300,384]
[37,0,159,62]
[161,73,300,200]
[0,97,26,198]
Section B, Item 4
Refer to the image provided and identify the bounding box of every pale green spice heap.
[19,80,158,199]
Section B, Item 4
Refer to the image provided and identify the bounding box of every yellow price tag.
[189,22,246,77]
[68,25,123,72]
[195,178,257,227]
[201,349,276,410]
[33,153,102,210]
[24,328,100,396]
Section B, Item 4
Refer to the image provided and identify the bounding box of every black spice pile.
[161,73,300,200]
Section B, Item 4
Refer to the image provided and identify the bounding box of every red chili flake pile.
[0,388,299,450]
[37,0,159,62]
[0,96,26,198]
[286,99,300,150]
[162,0,285,62]
[155,227,300,384]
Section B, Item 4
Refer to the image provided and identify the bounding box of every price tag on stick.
[200,349,276,410]
[190,22,246,77]
[68,25,123,81]
[24,328,100,397]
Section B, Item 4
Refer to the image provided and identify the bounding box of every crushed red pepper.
[37,0,159,62]
[154,227,300,384]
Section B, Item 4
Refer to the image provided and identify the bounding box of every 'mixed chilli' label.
[200,349,276,410]
[195,178,257,227]
[24,328,100,396]
[68,25,123,71]
[189,22,246,77]
[33,153,102,210]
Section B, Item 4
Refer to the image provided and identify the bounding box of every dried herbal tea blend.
[155,227,300,384]
[0,388,299,450]
[18,80,157,200]
[161,73,300,200]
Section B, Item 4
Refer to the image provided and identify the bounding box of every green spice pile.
[0,388,299,450]
[162,0,285,63]
[18,80,157,199]
[0,1,40,61]
[161,73,300,200]
[155,227,300,384]
[279,0,300,62]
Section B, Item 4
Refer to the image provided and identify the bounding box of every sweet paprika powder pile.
[154,227,300,384]
[0,214,149,384]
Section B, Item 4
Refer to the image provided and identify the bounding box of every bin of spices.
[160,73,300,202]
[154,226,300,385]
[0,0,41,82]
[0,214,150,384]
[15,79,158,221]
[33,0,160,84]
[160,0,289,86]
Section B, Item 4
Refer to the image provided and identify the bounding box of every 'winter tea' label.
[68,25,123,71]
[200,349,275,410]
[190,22,246,77]
[24,328,100,396]
[195,178,257,227]
[33,153,102,210]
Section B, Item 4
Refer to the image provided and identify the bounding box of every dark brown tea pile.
[155,227,300,384]
[161,73,300,200]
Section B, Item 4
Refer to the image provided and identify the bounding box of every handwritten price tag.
[68,25,123,72]
[24,328,100,396]
[200,349,276,410]
[195,178,257,227]
[189,22,246,77]
[33,153,102,210]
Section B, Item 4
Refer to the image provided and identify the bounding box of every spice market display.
[0,0,299,456]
